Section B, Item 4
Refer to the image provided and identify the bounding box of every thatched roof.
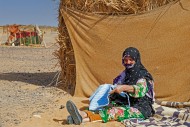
[60,0,178,14]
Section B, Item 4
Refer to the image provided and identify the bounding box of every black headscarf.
[122,47,153,85]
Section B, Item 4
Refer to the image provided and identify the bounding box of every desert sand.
[0,27,123,127]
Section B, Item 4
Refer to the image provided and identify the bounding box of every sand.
[0,27,123,127]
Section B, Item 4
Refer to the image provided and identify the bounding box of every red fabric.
[16,31,37,38]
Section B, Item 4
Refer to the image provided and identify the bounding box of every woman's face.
[124,56,135,65]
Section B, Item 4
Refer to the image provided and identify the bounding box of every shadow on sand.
[0,72,58,86]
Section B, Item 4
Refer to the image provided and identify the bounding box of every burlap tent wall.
[56,0,190,102]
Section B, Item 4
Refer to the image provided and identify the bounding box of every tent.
[56,0,190,102]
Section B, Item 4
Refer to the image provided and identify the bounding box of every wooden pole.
[34,32,36,45]
[14,33,16,42]
[19,32,21,46]
[7,26,9,44]
[0,27,3,45]
[30,32,32,45]
[34,27,37,45]
[36,34,39,46]
[23,32,25,46]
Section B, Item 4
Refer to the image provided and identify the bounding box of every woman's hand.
[109,85,125,94]
[109,85,134,94]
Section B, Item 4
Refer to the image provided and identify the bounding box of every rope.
[125,92,131,108]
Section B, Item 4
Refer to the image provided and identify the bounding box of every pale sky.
[0,0,59,26]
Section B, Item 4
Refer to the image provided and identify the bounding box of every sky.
[0,0,59,27]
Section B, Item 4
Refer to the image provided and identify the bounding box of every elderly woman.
[66,47,155,125]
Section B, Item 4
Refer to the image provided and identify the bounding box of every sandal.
[66,100,82,125]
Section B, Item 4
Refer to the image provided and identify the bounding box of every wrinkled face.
[123,56,136,68]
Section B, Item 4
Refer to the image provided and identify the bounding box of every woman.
[66,47,155,125]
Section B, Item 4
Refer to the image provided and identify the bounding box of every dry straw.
[55,0,178,95]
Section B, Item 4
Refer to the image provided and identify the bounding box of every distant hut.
[4,24,43,46]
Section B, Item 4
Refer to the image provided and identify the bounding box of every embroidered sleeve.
[129,78,148,98]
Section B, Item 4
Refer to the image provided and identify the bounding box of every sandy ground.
[0,28,123,127]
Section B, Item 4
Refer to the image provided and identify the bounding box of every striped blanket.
[122,101,190,126]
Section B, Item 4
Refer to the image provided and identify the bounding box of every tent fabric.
[61,0,190,102]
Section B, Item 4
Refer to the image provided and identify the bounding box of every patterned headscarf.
[123,47,153,84]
